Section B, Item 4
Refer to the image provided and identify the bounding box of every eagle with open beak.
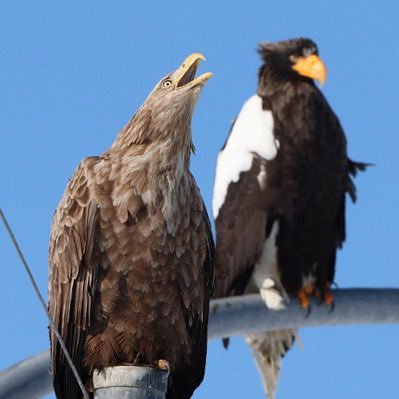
[49,53,214,399]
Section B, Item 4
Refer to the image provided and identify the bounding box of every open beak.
[292,54,327,85]
[175,53,213,89]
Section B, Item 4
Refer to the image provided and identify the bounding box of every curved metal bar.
[0,350,52,399]
[1,288,399,398]
[208,288,399,339]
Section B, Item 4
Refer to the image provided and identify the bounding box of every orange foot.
[323,284,335,311]
[298,285,334,312]
[297,287,312,310]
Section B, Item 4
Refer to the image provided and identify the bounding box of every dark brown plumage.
[48,53,214,399]
[213,38,368,397]
[256,38,367,300]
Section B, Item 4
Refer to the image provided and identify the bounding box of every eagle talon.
[323,286,334,304]
[331,281,339,290]
[155,359,171,372]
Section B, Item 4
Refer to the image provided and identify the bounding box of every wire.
[0,208,90,399]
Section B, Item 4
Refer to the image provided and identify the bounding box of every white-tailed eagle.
[49,53,214,399]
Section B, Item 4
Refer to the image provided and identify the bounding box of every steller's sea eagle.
[48,53,214,399]
[212,38,368,398]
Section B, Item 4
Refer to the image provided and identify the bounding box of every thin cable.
[0,208,90,399]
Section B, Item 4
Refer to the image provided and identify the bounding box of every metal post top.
[93,365,170,392]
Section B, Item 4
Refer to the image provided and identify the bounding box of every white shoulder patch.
[212,95,278,218]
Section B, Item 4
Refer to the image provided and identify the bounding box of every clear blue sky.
[1,2,398,398]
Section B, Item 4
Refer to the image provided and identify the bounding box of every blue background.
[1,2,398,398]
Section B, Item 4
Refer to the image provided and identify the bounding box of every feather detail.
[245,331,296,399]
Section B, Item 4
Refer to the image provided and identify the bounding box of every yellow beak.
[175,53,213,89]
[292,54,327,85]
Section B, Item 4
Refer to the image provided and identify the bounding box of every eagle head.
[113,53,212,153]
[144,53,213,127]
[258,38,327,85]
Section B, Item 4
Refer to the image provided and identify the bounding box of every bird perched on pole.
[212,38,368,398]
[48,53,214,399]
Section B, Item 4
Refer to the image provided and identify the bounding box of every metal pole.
[209,288,399,338]
[2,288,399,398]
[93,366,169,399]
[0,350,52,399]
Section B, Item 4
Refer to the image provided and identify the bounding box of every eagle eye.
[162,79,173,89]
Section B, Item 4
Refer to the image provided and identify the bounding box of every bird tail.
[245,329,296,399]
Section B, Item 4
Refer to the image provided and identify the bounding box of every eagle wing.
[167,195,215,399]
[213,157,267,298]
[49,157,99,399]
[213,96,280,299]
[212,99,296,399]
[201,200,215,298]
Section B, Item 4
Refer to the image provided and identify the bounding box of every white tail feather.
[245,330,296,399]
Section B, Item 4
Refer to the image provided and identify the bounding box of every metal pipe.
[93,366,169,399]
[0,350,52,399]
[209,288,399,338]
[1,288,399,398]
